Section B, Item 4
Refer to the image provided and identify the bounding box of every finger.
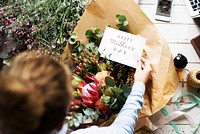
[136,60,142,70]
[141,62,145,69]
[142,58,151,70]
[141,57,148,63]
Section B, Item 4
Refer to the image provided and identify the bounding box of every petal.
[89,83,98,91]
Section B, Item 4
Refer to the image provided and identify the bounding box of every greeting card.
[98,27,146,68]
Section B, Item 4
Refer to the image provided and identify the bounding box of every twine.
[187,69,200,89]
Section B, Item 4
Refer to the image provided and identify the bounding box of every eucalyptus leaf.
[89,36,97,43]
[122,85,131,97]
[68,119,74,127]
[78,44,84,52]
[74,113,83,122]
[93,111,99,121]
[120,26,128,32]
[110,98,119,109]
[123,21,128,26]
[94,28,100,33]
[119,15,126,22]
[86,42,95,50]
[116,14,120,19]
[68,38,76,45]
[96,33,103,38]
[111,87,123,93]
[90,115,95,120]
[85,30,93,37]
[105,76,115,87]
[116,23,123,28]
[83,108,95,116]
[70,33,77,39]
[82,115,90,123]
[73,118,80,127]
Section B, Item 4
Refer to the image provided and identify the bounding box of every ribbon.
[174,92,200,133]
[135,92,199,133]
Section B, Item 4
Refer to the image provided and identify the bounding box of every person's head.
[0,76,44,134]
[2,51,73,134]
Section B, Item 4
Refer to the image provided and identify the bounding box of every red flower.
[95,99,111,114]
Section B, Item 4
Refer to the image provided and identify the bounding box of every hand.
[134,58,152,84]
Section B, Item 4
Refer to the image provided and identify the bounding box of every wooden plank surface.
[136,0,200,133]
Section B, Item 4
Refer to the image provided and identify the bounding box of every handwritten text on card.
[98,27,146,68]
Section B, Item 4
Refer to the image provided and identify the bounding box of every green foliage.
[0,0,86,61]
[85,27,103,45]
[116,14,128,32]
[105,76,115,87]
[122,85,132,97]
[68,108,99,128]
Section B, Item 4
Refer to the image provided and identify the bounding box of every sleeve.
[71,81,145,134]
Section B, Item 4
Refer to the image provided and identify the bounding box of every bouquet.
[65,0,179,130]
[66,15,137,128]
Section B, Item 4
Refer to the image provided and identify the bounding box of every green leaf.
[68,119,74,127]
[110,98,119,109]
[94,28,100,33]
[105,76,115,87]
[116,94,126,107]
[96,33,104,38]
[90,115,95,120]
[86,42,95,50]
[78,44,84,52]
[68,38,76,45]
[120,26,128,32]
[123,21,128,26]
[89,36,97,43]
[85,30,93,37]
[93,111,99,121]
[111,87,123,93]
[119,15,126,22]
[73,93,81,100]
[116,23,123,28]
[83,108,95,116]
[122,85,131,97]
[82,115,91,123]
[73,118,80,127]
[70,33,77,39]
[116,14,120,19]
[74,113,83,122]
[102,94,111,105]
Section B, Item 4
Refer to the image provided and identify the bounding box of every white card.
[98,27,146,68]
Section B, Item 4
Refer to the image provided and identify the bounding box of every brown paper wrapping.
[63,0,179,120]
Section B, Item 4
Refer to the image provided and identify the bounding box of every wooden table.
[135,0,200,133]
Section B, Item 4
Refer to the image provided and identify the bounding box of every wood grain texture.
[136,0,200,133]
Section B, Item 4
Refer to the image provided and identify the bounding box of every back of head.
[0,76,44,134]
[4,51,73,134]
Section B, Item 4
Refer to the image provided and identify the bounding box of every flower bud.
[72,74,83,88]
[98,63,107,71]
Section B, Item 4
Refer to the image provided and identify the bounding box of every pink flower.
[75,81,100,108]
[75,82,111,114]
[27,45,32,49]
[84,73,95,83]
